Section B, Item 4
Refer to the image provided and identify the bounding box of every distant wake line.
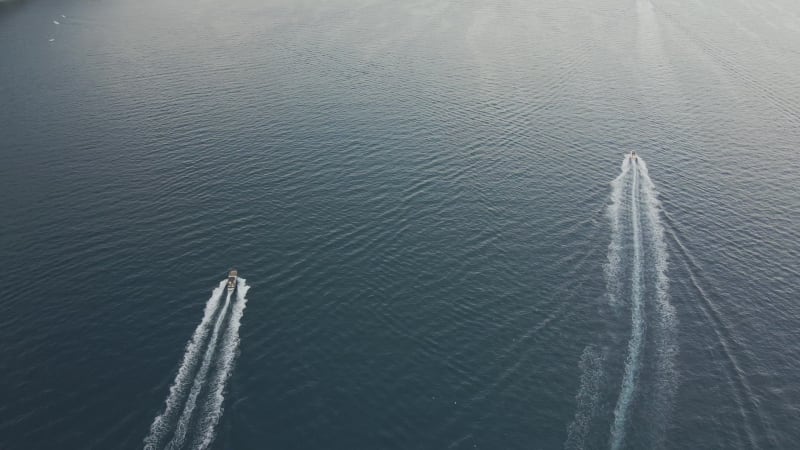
[144,278,250,450]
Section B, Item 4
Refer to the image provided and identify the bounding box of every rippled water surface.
[1,0,799,448]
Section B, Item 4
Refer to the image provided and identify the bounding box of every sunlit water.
[1,0,799,448]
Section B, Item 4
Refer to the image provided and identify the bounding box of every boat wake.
[609,156,647,450]
[607,155,677,450]
[567,155,676,448]
[144,277,250,450]
[565,345,605,450]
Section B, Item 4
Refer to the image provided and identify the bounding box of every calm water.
[1,0,799,448]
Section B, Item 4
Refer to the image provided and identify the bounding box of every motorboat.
[227,269,238,293]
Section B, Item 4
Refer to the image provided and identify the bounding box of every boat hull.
[227,269,238,292]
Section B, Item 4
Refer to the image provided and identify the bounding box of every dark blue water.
[2,0,799,448]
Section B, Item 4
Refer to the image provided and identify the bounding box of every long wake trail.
[564,158,631,449]
[638,159,677,447]
[144,281,227,450]
[610,160,646,450]
[606,156,677,449]
[605,157,632,306]
[165,288,233,450]
[193,278,250,449]
[144,277,251,450]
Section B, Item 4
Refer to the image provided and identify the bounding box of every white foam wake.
[565,158,633,448]
[192,277,250,449]
[144,281,226,450]
[165,288,233,450]
[565,346,605,450]
[638,159,674,330]
[638,158,677,444]
[610,161,645,450]
[607,156,677,449]
[605,157,632,306]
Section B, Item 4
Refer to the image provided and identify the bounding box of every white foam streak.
[165,290,232,450]
[605,157,631,306]
[610,162,644,450]
[144,281,226,450]
[606,157,677,448]
[193,278,250,449]
[565,346,605,450]
[638,159,677,438]
[638,159,674,329]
